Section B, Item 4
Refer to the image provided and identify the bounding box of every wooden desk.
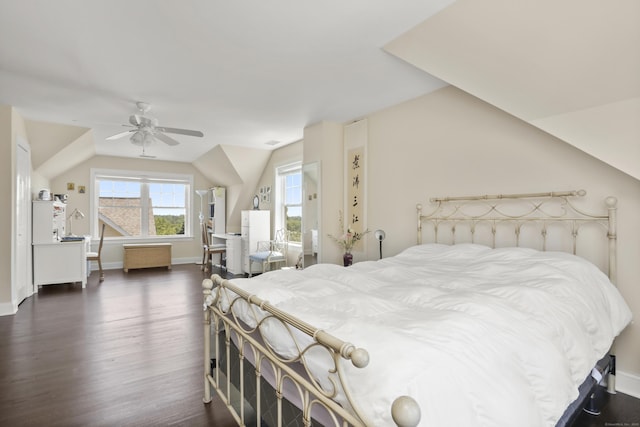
[33,238,88,288]
[211,233,242,275]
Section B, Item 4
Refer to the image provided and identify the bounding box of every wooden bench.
[123,243,172,272]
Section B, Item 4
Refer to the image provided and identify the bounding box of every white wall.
[253,140,302,216]
[0,106,33,315]
[361,85,640,384]
[253,140,303,266]
[304,121,345,265]
[50,155,213,267]
[0,105,14,312]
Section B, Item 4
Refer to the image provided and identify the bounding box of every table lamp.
[67,208,85,236]
[374,229,386,259]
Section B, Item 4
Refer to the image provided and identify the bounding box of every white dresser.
[241,210,270,275]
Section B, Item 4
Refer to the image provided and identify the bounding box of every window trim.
[275,161,302,244]
[90,168,194,242]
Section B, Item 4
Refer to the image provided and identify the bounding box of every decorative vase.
[343,252,353,267]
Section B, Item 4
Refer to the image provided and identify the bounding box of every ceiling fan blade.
[154,132,180,146]
[156,127,203,137]
[129,114,142,126]
[106,130,135,140]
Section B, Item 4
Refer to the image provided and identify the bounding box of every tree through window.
[276,162,302,243]
[91,169,192,239]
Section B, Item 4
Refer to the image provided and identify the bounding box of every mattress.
[218,243,632,426]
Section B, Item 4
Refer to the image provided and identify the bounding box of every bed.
[202,190,632,426]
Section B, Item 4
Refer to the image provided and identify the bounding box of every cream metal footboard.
[203,274,421,427]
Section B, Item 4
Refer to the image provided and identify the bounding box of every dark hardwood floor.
[573,387,640,427]
[0,264,637,427]
[0,264,237,427]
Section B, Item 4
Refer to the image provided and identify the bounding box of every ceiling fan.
[106,102,204,156]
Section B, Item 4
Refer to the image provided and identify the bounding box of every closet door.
[15,139,31,303]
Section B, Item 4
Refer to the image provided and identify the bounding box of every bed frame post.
[203,279,213,404]
[607,355,617,395]
[416,204,423,245]
[606,197,618,285]
[392,396,421,427]
[605,196,618,395]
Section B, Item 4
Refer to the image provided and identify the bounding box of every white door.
[15,139,31,303]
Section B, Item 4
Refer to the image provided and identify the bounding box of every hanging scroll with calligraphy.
[344,119,367,254]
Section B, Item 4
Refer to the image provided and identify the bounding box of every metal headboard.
[417,190,618,283]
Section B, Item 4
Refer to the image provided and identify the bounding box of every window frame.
[90,168,193,242]
[275,162,302,245]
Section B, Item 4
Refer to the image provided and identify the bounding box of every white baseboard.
[0,301,18,316]
[172,257,201,265]
[616,370,640,399]
[89,257,200,272]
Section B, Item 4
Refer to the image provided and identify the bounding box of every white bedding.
[219,244,632,427]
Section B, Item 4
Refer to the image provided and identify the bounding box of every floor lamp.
[195,190,208,266]
[196,190,208,225]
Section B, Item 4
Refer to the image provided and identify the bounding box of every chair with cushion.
[248,229,288,277]
[202,222,226,273]
[87,223,105,281]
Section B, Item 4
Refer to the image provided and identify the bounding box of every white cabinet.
[225,235,242,275]
[32,200,66,243]
[241,210,270,274]
[32,200,87,288]
[211,233,242,275]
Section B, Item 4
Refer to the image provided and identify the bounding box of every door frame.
[15,136,32,306]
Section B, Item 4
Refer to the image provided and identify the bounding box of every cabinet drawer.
[227,241,239,252]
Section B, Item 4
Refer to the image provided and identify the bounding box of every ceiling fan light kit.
[106,101,204,157]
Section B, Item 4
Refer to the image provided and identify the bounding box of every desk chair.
[87,223,105,281]
[202,222,226,273]
[248,229,288,277]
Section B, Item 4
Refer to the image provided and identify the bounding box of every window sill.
[99,236,194,245]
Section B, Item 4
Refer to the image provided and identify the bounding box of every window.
[90,169,193,240]
[275,162,302,243]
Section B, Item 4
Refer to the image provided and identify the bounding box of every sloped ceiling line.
[384,0,640,181]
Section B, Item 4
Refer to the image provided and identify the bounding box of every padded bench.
[123,243,172,272]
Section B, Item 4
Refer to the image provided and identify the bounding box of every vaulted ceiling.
[0,0,451,166]
[1,1,638,180]
[385,0,640,180]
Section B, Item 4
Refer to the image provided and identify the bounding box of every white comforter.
[221,244,632,427]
